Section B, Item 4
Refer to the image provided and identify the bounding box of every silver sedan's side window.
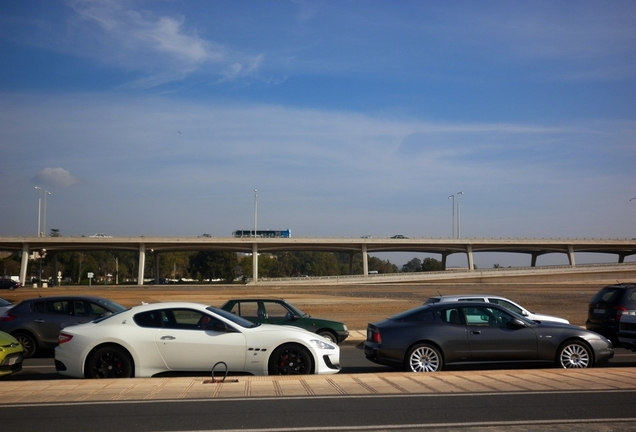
[488,298,523,315]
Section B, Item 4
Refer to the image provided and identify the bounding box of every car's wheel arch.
[556,337,595,367]
[405,340,444,359]
[403,340,445,372]
[267,342,316,375]
[315,329,338,343]
[83,342,135,378]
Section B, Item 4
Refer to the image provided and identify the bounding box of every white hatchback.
[424,294,569,324]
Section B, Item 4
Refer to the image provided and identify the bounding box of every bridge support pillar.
[531,253,538,267]
[20,243,29,286]
[252,243,258,283]
[619,253,626,263]
[567,245,576,267]
[466,244,474,270]
[441,253,448,270]
[138,244,145,285]
[362,245,368,276]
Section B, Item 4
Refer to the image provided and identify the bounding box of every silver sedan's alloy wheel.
[558,341,591,368]
[407,344,442,372]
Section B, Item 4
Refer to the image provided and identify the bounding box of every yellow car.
[0,330,23,378]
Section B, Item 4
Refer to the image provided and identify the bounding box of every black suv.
[586,282,636,345]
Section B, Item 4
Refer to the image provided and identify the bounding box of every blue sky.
[1,0,635,267]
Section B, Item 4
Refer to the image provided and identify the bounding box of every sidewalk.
[1,367,635,404]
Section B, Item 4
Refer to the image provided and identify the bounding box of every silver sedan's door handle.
[160,335,176,340]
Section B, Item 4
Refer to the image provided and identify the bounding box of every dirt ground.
[1,282,604,329]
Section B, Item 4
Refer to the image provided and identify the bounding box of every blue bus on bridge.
[232,229,291,238]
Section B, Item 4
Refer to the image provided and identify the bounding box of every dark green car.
[219,298,349,344]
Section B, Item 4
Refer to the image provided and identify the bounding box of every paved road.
[3,346,636,431]
[0,387,634,431]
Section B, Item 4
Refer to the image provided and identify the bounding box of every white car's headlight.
[310,339,336,350]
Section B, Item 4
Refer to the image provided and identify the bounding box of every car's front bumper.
[316,351,341,374]
[0,351,23,376]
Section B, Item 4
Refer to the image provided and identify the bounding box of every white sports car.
[54,302,341,378]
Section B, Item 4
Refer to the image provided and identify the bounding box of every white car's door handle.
[160,335,176,340]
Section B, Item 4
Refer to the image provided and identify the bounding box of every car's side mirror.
[507,318,526,329]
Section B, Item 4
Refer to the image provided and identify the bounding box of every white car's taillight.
[58,333,73,344]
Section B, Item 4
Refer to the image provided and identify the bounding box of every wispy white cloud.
[32,167,79,188]
[63,0,262,87]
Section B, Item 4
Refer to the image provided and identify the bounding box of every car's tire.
[317,330,337,344]
[85,345,134,378]
[557,340,592,369]
[268,343,314,375]
[405,343,443,372]
[13,331,37,358]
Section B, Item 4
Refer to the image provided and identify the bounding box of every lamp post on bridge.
[448,195,455,238]
[253,189,258,238]
[43,189,51,237]
[34,187,51,237]
[631,198,636,234]
[456,191,464,239]
[34,186,42,237]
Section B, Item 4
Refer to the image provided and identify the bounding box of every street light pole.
[253,189,258,238]
[34,186,42,237]
[456,191,464,239]
[43,189,51,237]
[631,198,636,234]
[448,195,454,238]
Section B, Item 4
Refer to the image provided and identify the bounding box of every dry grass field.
[1,281,608,329]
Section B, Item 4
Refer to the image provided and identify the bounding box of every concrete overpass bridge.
[1,236,635,285]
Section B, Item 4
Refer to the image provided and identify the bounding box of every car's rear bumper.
[618,327,636,351]
[336,330,349,343]
[363,342,401,368]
